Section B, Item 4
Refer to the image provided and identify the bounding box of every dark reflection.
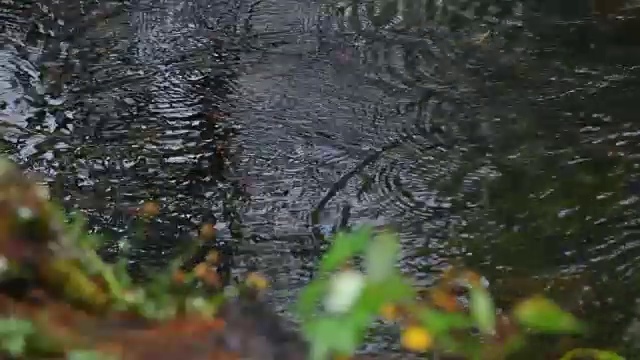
[448,68,640,354]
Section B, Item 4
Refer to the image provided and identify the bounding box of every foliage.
[560,348,625,360]
[67,350,119,360]
[0,317,36,357]
[1,184,226,321]
[0,156,626,360]
[0,156,263,359]
[295,226,619,360]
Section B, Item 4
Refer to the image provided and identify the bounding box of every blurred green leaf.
[68,349,116,360]
[3,336,26,357]
[0,317,35,357]
[560,348,624,360]
[339,306,374,356]
[513,296,584,334]
[417,307,474,336]
[319,226,372,273]
[469,285,496,335]
[357,273,414,314]
[0,317,34,335]
[110,259,132,289]
[365,231,400,283]
[308,336,331,360]
[296,278,329,319]
[305,316,360,360]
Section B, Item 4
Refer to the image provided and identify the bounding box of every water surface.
[2,0,640,355]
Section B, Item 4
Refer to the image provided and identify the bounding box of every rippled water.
[2,0,640,355]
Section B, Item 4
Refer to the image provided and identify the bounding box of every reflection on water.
[2,0,640,355]
[0,0,247,271]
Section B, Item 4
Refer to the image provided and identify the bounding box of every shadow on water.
[3,0,640,356]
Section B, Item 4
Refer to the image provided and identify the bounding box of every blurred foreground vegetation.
[0,156,625,359]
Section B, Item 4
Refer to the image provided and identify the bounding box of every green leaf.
[344,303,376,336]
[3,336,26,357]
[296,278,329,319]
[0,317,34,335]
[513,296,584,334]
[319,226,372,273]
[65,211,91,249]
[0,317,35,357]
[356,273,415,314]
[417,307,474,336]
[365,231,400,283]
[110,259,133,289]
[469,285,496,335]
[305,317,361,360]
[560,348,625,360]
[68,349,117,360]
[308,338,331,360]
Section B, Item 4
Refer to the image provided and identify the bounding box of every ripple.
[319,0,530,103]
[366,158,449,215]
[3,0,640,355]
[0,0,252,266]
[0,0,33,42]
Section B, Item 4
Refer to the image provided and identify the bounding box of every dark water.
[2,0,640,356]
